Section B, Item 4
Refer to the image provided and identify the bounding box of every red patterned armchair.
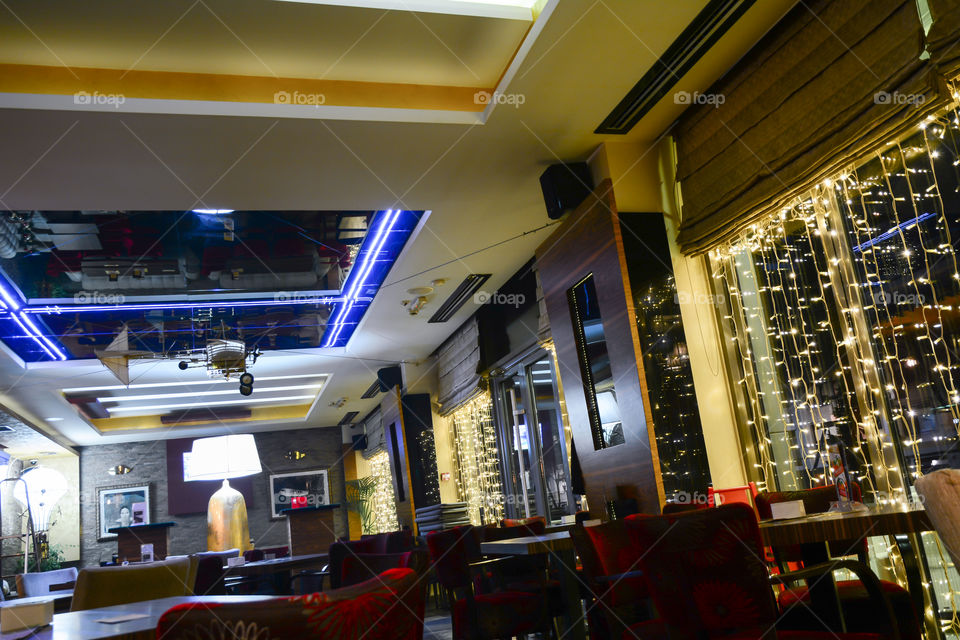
[623,504,901,640]
[570,520,653,639]
[155,567,424,640]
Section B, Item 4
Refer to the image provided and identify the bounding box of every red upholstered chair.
[501,516,547,534]
[339,550,428,588]
[707,482,759,508]
[480,525,565,623]
[156,567,424,640]
[426,525,554,640]
[571,520,653,639]
[755,486,920,640]
[328,537,383,590]
[623,504,900,640]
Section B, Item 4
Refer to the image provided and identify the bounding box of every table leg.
[799,542,846,634]
[554,548,587,640]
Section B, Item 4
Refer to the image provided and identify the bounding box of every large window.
[712,104,960,499]
[711,102,960,628]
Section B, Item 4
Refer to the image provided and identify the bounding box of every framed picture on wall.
[97,484,150,540]
[269,470,328,519]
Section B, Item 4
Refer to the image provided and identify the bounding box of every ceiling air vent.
[428,274,491,323]
[360,379,382,399]
[594,0,756,134]
[338,411,359,426]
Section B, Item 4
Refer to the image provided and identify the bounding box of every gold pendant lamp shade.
[188,434,262,552]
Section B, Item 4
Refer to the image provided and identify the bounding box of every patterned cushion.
[451,590,547,639]
[155,567,424,640]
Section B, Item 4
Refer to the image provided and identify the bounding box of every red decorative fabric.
[584,519,642,575]
[155,567,424,640]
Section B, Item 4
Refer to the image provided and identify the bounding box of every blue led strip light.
[0,277,67,361]
[323,209,401,348]
[24,296,352,314]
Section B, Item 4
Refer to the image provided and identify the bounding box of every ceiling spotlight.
[329,396,347,408]
[107,464,133,475]
[403,296,429,315]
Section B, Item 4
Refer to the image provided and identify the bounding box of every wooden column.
[535,179,665,514]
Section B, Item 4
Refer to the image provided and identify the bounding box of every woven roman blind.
[436,316,483,415]
[926,0,960,80]
[675,0,940,253]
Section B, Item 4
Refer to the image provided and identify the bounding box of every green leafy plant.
[13,544,63,573]
[344,477,379,535]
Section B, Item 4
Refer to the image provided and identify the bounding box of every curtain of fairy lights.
[711,97,960,501]
[451,392,505,526]
[366,450,399,534]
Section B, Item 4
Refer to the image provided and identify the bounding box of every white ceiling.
[0,0,797,449]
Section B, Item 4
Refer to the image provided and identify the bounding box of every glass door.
[495,348,575,523]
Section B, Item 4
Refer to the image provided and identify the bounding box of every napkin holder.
[770,500,806,520]
[1,598,54,632]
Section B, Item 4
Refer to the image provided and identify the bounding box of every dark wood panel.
[535,179,664,515]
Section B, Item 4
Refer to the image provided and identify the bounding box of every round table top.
[758,504,933,547]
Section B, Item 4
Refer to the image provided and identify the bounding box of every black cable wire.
[380,220,559,289]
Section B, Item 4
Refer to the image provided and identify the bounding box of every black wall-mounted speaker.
[351,434,368,451]
[539,163,594,219]
[377,365,403,392]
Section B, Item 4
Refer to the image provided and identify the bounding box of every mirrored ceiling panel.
[0,209,425,362]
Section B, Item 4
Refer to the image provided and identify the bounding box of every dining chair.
[426,525,554,640]
[480,525,565,630]
[707,481,759,507]
[623,504,900,640]
[755,486,920,640]
[571,519,653,639]
[916,468,960,568]
[157,567,425,639]
[70,556,193,611]
[15,567,77,598]
[339,549,428,587]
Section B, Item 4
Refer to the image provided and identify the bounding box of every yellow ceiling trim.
[91,402,313,432]
[0,64,490,112]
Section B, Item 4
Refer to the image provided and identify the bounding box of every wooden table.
[222,553,328,595]
[220,553,328,577]
[480,532,585,640]
[759,505,938,638]
[0,595,272,640]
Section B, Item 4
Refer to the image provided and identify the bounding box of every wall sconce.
[107,465,133,476]
[284,450,308,462]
